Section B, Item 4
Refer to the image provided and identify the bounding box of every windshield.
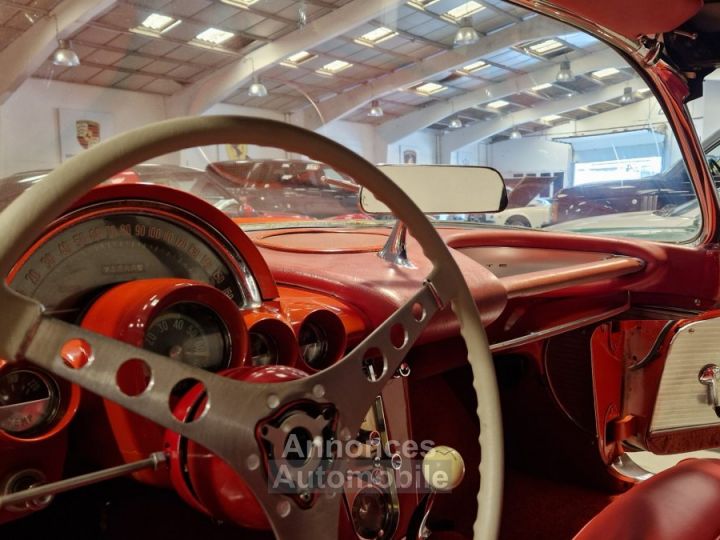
[0,0,706,242]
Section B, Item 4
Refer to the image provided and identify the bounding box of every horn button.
[258,402,338,507]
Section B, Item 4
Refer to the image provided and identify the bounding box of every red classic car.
[1,1,720,540]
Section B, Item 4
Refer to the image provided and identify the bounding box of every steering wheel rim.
[0,116,503,539]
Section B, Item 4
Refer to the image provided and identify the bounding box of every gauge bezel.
[8,184,281,308]
[144,301,232,372]
[297,309,347,371]
[244,314,299,367]
[0,362,81,444]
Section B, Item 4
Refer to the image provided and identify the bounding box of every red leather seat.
[575,458,720,540]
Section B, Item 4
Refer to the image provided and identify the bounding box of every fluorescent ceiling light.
[220,0,260,7]
[637,87,651,94]
[460,60,488,73]
[281,50,317,67]
[356,26,398,46]
[445,1,485,21]
[195,27,234,45]
[407,0,440,9]
[131,13,181,36]
[527,39,564,55]
[487,99,510,109]
[541,114,562,122]
[592,67,620,79]
[316,60,352,75]
[531,83,553,91]
[414,82,447,96]
[140,14,178,32]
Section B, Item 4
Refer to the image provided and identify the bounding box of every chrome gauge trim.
[18,199,262,309]
[0,368,60,437]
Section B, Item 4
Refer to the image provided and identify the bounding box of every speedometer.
[10,207,252,314]
[144,302,230,371]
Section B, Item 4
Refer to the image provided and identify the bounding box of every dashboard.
[2,181,720,539]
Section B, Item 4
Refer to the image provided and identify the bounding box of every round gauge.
[143,303,230,371]
[248,332,279,366]
[351,486,392,540]
[298,322,329,369]
[0,369,59,436]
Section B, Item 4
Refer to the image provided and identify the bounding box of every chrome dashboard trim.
[489,298,630,353]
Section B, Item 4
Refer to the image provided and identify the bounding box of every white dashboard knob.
[422,445,465,491]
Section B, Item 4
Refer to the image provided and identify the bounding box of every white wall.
[316,120,377,163]
[0,78,168,176]
[488,136,570,178]
[0,79,380,176]
[386,130,437,164]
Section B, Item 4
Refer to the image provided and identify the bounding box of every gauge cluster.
[0,185,369,522]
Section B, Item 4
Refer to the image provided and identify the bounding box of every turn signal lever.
[406,446,466,539]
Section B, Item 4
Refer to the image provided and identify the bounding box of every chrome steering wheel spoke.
[302,275,447,432]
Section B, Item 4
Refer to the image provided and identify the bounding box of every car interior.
[2,0,720,539]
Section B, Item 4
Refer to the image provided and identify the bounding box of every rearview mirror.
[360,165,507,214]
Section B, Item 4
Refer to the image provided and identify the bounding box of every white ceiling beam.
[168,0,406,116]
[441,77,642,156]
[377,48,625,143]
[302,16,567,129]
[0,0,116,105]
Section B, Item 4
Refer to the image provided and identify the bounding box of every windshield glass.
[0,0,705,242]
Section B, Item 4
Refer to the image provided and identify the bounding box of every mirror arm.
[378,219,415,268]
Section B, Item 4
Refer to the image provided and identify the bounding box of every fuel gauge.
[0,369,59,436]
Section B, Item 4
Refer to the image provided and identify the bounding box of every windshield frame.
[506,0,719,247]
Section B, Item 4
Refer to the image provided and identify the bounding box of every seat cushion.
[575,458,720,540]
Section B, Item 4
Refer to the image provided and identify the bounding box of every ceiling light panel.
[220,0,260,7]
[486,99,509,109]
[316,60,352,75]
[527,39,564,55]
[542,114,562,122]
[140,14,177,32]
[444,1,485,21]
[531,83,553,91]
[281,50,317,67]
[195,27,235,45]
[459,60,488,74]
[356,26,398,47]
[407,0,440,10]
[592,67,620,79]
[131,13,181,36]
[414,82,447,96]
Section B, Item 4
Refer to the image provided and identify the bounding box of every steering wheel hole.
[60,338,94,370]
[390,323,408,350]
[362,348,387,382]
[411,302,426,322]
[116,358,152,397]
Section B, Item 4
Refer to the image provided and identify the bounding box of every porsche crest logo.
[76,120,101,149]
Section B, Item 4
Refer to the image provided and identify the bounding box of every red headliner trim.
[546,0,702,38]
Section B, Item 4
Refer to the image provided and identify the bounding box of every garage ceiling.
[0,0,649,142]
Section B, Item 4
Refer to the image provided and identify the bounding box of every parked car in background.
[0,164,256,218]
[546,197,701,241]
[207,159,360,218]
[551,129,720,223]
[483,176,556,227]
